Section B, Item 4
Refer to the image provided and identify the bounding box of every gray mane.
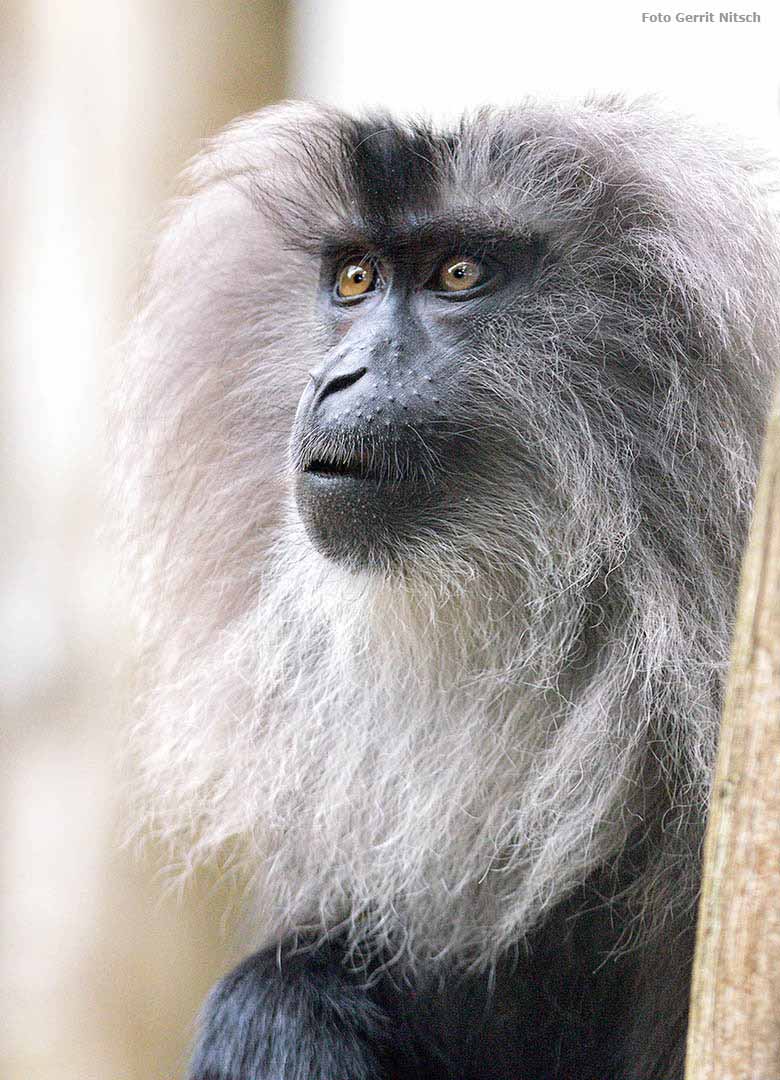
[117,96,780,970]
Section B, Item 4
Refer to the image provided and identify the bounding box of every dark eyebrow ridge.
[320,212,542,265]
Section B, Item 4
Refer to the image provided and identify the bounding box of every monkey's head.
[120,98,780,967]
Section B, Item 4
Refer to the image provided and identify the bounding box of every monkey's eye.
[335,259,377,300]
[436,256,483,293]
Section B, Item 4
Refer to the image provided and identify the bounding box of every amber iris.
[438,257,482,292]
[336,260,375,298]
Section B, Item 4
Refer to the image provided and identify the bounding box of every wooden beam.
[687,378,780,1078]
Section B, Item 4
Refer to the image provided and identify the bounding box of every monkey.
[118,96,780,1079]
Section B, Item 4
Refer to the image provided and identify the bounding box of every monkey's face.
[286,138,548,572]
[292,244,540,568]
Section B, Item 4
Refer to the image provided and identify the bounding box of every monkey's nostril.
[317,366,367,405]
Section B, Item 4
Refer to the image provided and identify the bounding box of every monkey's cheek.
[294,472,429,569]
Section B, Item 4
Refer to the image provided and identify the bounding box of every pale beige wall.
[0,4,287,1078]
[292,0,780,145]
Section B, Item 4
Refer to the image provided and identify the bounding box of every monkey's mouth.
[303,449,379,483]
[297,439,406,487]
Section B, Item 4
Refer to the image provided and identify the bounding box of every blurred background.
[1,2,778,1077]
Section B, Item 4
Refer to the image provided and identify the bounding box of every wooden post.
[686,379,780,1079]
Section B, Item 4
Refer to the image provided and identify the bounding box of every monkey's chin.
[294,472,429,570]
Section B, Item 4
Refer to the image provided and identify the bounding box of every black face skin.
[292,224,543,568]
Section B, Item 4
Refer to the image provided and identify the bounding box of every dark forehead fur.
[337,106,607,225]
[339,115,456,229]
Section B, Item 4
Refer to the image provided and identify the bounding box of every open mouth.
[302,448,380,482]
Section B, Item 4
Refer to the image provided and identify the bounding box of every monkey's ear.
[117,101,339,649]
